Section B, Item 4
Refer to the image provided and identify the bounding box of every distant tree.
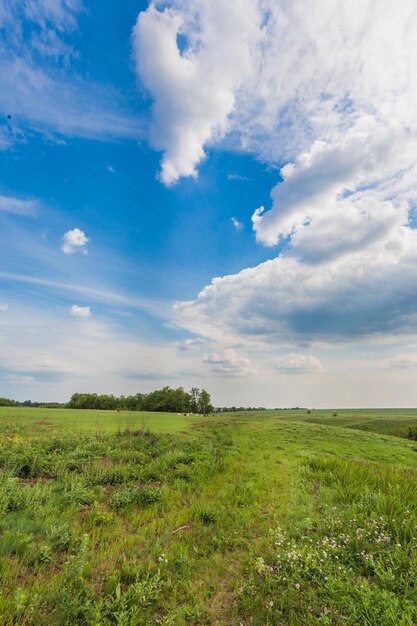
[190,387,200,413]
[0,397,16,406]
[198,389,213,415]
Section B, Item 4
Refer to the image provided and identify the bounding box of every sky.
[1,0,417,407]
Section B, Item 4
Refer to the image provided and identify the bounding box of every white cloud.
[70,304,91,318]
[202,348,255,376]
[158,0,417,363]
[62,228,89,254]
[384,355,417,370]
[107,165,116,174]
[0,304,9,313]
[174,229,417,346]
[177,337,207,351]
[271,353,324,374]
[133,0,261,184]
[135,0,417,260]
[252,128,413,252]
[133,1,417,395]
[0,195,40,216]
[231,217,243,231]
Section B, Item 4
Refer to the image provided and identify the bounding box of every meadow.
[0,407,417,625]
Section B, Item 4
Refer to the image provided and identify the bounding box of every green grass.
[0,407,417,624]
[0,406,203,435]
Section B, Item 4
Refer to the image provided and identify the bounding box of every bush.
[407,425,417,441]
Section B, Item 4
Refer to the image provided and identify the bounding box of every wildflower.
[268,600,274,607]
[295,583,300,590]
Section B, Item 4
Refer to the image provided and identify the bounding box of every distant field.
[274,407,417,438]
[0,407,417,624]
[0,407,203,434]
[2,406,416,437]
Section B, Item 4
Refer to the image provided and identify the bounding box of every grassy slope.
[0,407,416,624]
[269,407,417,437]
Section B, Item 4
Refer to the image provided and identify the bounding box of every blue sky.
[1,0,417,406]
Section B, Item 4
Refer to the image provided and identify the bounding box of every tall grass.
[241,456,417,625]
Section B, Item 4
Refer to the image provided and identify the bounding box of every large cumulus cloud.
[174,230,417,344]
[136,0,417,349]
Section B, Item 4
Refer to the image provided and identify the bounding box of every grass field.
[0,407,417,625]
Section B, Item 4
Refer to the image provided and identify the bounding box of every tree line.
[215,406,267,412]
[68,387,213,413]
[0,398,64,408]
[0,387,213,414]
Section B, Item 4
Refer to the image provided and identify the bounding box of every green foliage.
[407,424,417,441]
[102,570,163,625]
[67,386,213,413]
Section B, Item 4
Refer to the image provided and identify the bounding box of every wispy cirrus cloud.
[0,0,143,146]
[0,269,167,318]
[231,217,243,231]
[0,194,40,216]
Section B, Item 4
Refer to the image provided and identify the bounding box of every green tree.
[190,387,200,413]
[198,390,213,415]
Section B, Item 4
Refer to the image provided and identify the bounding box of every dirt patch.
[79,506,93,519]
[20,476,52,484]
[34,420,51,426]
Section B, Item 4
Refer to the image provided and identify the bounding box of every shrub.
[407,425,417,441]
